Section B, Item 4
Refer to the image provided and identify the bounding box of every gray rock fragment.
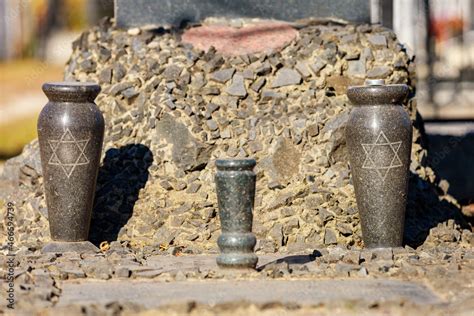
[324,228,338,245]
[206,119,219,131]
[261,89,285,101]
[309,59,326,74]
[98,67,112,84]
[367,34,387,47]
[122,87,139,99]
[250,77,266,92]
[113,63,126,82]
[110,82,134,95]
[226,74,247,97]
[271,68,301,88]
[186,182,201,194]
[322,110,350,163]
[210,68,235,83]
[295,61,311,78]
[163,64,183,81]
[155,114,213,171]
[242,68,254,79]
[347,60,366,78]
[367,65,392,78]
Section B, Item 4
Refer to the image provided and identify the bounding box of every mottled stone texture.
[346,82,412,248]
[0,19,470,252]
[38,82,104,242]
[215,159,258,268]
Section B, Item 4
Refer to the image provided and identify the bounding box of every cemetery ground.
[1,19,473,315]
[1,247,473,315]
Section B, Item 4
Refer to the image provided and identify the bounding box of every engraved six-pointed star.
[361,131,403,181]
[48,128,90,178]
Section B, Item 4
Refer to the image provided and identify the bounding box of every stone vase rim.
[347,84,409,106]
[216,158,256,171]
[42,81,101,102]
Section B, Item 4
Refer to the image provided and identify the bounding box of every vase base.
[364,243,403,249]
[42,241,99,254]
[217,253,258,269]
[365,245,404,249]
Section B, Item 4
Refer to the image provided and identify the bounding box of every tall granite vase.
[38,82,104,253]
[346,79,412,248]
[215,159,258,269]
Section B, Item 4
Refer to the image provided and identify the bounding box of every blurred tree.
[36,0,60,59]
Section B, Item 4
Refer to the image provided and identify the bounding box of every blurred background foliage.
[0,0,112,159]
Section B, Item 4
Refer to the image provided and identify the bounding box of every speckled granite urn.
[215,159,258,269]
[346,79,412,248]
[38,82,104,252]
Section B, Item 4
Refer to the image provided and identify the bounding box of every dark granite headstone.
[115,0,371,29]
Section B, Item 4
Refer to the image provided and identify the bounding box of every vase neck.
[42,82,101,103]
[216,159,256,171]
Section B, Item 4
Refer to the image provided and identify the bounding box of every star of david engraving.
[361,131,403,181]
[48,128,90,178]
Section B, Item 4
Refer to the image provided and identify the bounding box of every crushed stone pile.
[0,18,471,253]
